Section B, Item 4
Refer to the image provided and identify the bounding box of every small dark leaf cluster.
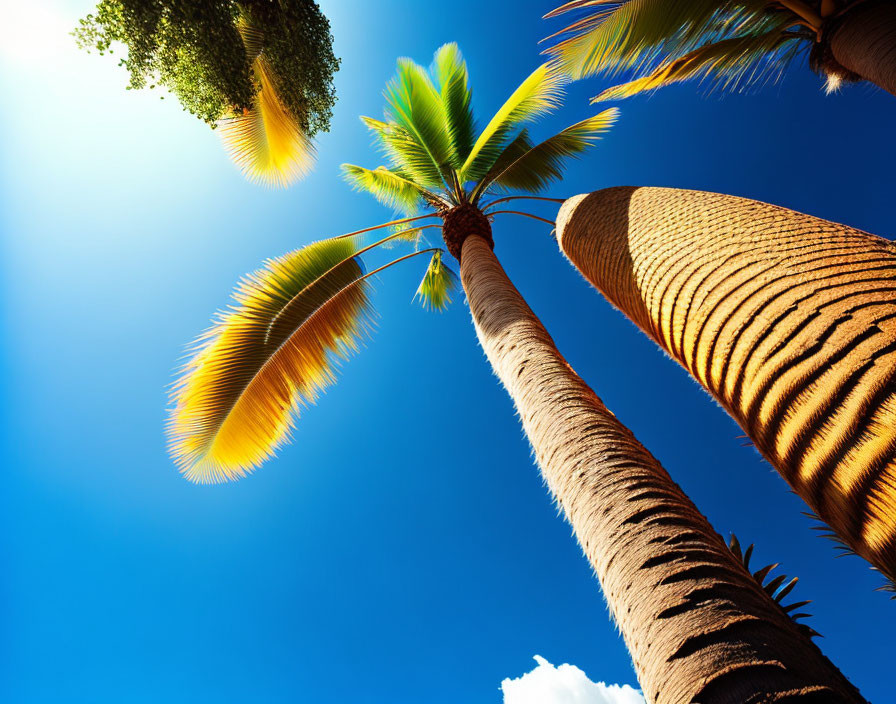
[728,534,820,638]
[74,0,339,133]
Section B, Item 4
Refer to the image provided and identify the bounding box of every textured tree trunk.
[826,0,896,96]
[460,234,866,703]
[556,187,896,586]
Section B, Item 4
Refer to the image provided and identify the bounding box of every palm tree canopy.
[543,0,832,101]
[343,43,618,213]
[168,43,617,482]
[75,0,339,185]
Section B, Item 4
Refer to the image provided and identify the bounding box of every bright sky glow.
[0,2,70,72]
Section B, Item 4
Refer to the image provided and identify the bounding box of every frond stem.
[482,195,566,210]
[489,210,556,226]
[361,248,443,280]
[266,225,442,344]
[353,224,443,261]
[333,213,440,240]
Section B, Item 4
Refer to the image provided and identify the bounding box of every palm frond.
[237,16,264,64]
[545,0,726,78]
[415,249,459,311]
[342,164,432,213]
[544,0,806,97]
[474,127,535,187]
[468,129,534,203]
[218,56,316,187]
[432,43,476,168]
[360,116,446,189]
[593,30,802,101]
[168,238,373,483]
[476,109,619,198]
[460,62,567,183]
[728,534,820,638]
[384,58,455,188]
[876,579,896,600]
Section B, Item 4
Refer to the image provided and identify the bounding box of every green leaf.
[361,116,446,189]
[342,164,429,213]
[415,249,459,311]
[460,62,566,182]
[384,58,455,186]
[433,43,476,168]
[477,109,618,197]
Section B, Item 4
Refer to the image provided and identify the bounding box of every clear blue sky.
[1,2,894,702]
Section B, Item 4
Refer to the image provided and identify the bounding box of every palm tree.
[557,186,896,590]
[542,1,896,100]
[168,46,866,701]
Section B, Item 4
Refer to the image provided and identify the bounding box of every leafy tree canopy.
[74,0,339,134]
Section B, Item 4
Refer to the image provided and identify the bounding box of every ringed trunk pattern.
[821,0,896,96]
[556,187,896,585]
[460,233,866,703]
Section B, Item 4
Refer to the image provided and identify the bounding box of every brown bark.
[556,187,896,586]
[460,233,866,703]
[823,0,896,96]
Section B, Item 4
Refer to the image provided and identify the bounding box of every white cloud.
[502,655,644,704]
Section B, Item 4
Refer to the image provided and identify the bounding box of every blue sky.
[1,1,894,702]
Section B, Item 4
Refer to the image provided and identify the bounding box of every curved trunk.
[556,187,896,585]
[826,0,896,96]
[460,234,866,703]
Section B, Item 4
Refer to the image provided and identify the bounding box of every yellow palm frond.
[544,0,805,98]
[460,62,567,182]
[592,31,800,101]
[168,238,373,483]
[415,249,458,311]
[218,56,316,188]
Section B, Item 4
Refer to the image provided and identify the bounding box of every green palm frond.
[433,43,476,168]
[384,58,455,188]
[343,164,434,213]
[360,117,448,190]
[469,130,536,202]
[415,249,459,311]
[544,0,811,99]
[460,62,567,182]
[475,109,619,198]
[348,46,615,210]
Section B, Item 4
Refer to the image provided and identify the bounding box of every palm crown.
[543,0,850,101]
[342,44,617,234]
[167,43,617,483]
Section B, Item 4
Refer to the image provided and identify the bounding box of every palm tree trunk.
[823,0,896,96]
[556,187,896,586]
[459,233,866,703]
